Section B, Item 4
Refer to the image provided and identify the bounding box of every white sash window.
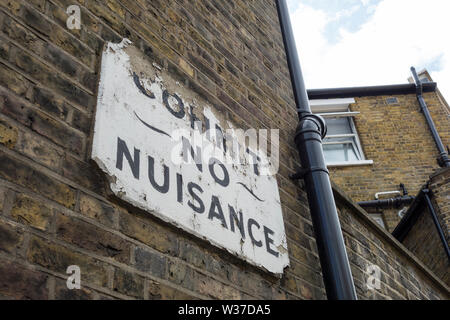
[310,98,373,167]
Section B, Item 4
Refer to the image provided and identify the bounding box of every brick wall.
[334,185,448,299]
[429,168,450,244]
[401,168,450,286]
[328,93,450,231]
[0,0,448,300]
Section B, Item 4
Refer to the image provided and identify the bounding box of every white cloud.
[334,5,360,21]
[366,4,377,14]
[290,0,450,102]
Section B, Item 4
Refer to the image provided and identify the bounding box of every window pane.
[323,142,359,162]
[325,117,353,135]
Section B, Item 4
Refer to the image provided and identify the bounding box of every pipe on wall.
[392,188,450,261]
[423,190,450,260]
[276,0,357,300]
[411,67,450,168]
[358,196,415,209]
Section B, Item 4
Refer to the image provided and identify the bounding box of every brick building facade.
[309,78,450,232]
[393,167,450,287]
[0,0,448,300]
[308,71,450,289]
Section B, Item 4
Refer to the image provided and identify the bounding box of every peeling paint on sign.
[91,40,289,274]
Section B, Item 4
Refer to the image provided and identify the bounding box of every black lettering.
[247,148,260,176]
[263,226,279,257]
[187,182,205,213]
[215,124,226,152]
[248,218,262,247]
[205,117,211,141]
[163,90,185,119]
[228,205,245,239]
[208,158,229,187]
[116,137,140,179]
[208,195,227,229]
[176,173,183,204]
[189,105,201,130]
[133,72,155,99]
[182,136,203,172]
[148,156,169,193]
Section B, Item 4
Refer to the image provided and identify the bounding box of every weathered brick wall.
[429,168,450,244]
[0,0,319,300]
[401,204,449,286]
[334,185,449,299]
[0,0,448,300]
[401,168,450,286]
[328,93,450,231]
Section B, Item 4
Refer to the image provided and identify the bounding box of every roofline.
[307,82,437,100]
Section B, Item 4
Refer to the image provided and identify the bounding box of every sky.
[287,0,450,102]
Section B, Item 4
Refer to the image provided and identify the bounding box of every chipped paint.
[91,40,289,274]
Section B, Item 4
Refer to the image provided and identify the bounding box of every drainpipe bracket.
[422,188,432,200]
[289,168,308,180]
[437,153,450,168]
[289,166,329,180]
[296,112,328,140]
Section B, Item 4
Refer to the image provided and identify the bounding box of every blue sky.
[287,0,450,102]
[289,0,382,43]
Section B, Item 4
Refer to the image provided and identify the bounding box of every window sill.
[326,160,374,167]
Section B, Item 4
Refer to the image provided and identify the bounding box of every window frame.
[310,98,373,167]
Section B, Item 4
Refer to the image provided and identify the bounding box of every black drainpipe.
[393,188,450,261]
[410,67,450,167]
[358,195,415,209]
[423,189,450,260]
[276,0,357,300]
[358,184,415,209]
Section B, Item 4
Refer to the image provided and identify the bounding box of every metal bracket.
[289,166,329,180]
[399,183,408,196]
[289,168,308,180]
[298,112,328,140]
[437,152,450,168]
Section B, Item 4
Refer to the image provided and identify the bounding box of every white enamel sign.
[91,40,289,274]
